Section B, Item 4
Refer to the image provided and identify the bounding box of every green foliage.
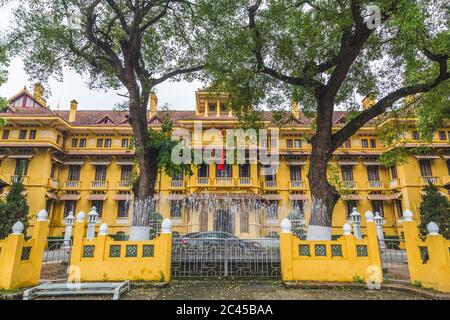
[0,181,30,240]
[352,275,365,284]
[418,184,450,240]
[327,165,352,197]
[144,107,193,179]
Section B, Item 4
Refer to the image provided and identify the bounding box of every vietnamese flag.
[218,147,225,171]
[218,130,226,171]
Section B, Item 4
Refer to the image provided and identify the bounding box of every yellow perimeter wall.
[69,218,172,283]
[280,219,382,283]
[402,214,450,292]
[0,212,49,290]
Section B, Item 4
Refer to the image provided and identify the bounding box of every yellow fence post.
[401,210,422,283]
[69,211,86,281]
[280,219,294,282]
[364,211,383,285]
[29,210,50,286]
[95,223,109,264]
[365,212,382,268]
[343,223,357,262]
[425,222,450,292]
[0,222,25,290]
[159,219,173,283]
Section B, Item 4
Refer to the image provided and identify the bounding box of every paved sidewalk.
[120,281,426,300]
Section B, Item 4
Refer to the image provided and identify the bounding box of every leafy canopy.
[418,184,450,239]
[199,0,450,151]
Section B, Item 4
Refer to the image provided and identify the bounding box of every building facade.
[0,85,449,239]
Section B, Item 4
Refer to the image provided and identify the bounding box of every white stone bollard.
[86,207,99,241]
[99,223,109,236]
[63,212,75,248]
[373,211,386,250]
[161,219,173,234]
[403,209,414,221]
[280,218,292,233]
[350,208,362,240]
[426,221,440,235]
[12,220,24,234]
[343,223,352,235]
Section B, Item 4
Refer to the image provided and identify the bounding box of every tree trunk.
[306,97,340,240]
[127,93,160,240]
[306,146,340,240]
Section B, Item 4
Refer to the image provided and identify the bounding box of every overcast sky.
[0,3,205,111]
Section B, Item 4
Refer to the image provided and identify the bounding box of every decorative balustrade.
[389,179,400,188]
[47,178,59,189]
[264,181,278,188]
[11,175,29,185]
[238,177,251,185]
[197,177,210,185]
[290,181,305,188]
[343,180,357,189]
[367,181,383,189]
[215,177,234,186]
[117,180,130,188]
[171,180,184,188]
[91,180,107,189]
[65,180,80,188]
[420,176,440,186]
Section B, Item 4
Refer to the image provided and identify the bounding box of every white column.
[86,207,99,240]
[350,207,362,240]
[63,211,75,248]
[373,211,386,250]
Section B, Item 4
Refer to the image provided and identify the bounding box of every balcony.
[11,175,29,185]
[171,180,185,189]
[289,181,305,189]
[117,180,130,189]
[197,177,210,186]
[91,180,108,189]
[47,178,59,189]
[215,177,234,186]
[238,177,252,186]
[367,181,384,189]
[343,180,357,189]
[420,176,440,186]
[65,180,80,189]
[389,179,400,189]
[264,181,278,189]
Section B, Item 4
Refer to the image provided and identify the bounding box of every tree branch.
[332,69,450,150]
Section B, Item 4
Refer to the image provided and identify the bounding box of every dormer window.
[220,104,227,113]
[208,104,216,113]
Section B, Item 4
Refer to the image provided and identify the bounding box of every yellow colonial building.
[0,84,449,239]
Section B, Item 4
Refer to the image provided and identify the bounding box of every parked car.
[178,231,261,249]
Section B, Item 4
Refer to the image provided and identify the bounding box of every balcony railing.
[343,180,357,189]
[215,177,234,186]
[197,177,210,185]
[11,175,29,185]
[290,181,305,188]
[389,179,400,188]
[171,180,184,188]
[117,180,130,188]
[420,176,440,186]
[238,177,251,185]
[47,178,59,189]
[65,180,80,188]
[91,180,107,189]
[367,181,383,189]
[264,181,278,188]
